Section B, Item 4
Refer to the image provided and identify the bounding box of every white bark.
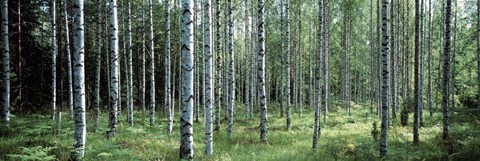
[443,0,451,140]
[180,0,194,159]
[227,0,235,139]
[64,0,73,117]
[214,0,221,132]
[108,0,120,137]
[258,0,268,144]
[165,0,173,136]
[204,0,213,155]
[51,0,57,120]
[312,0,322,149]
[284,0,291,130]
[127,0,134,127]
[149,0,155,127]
[1,0,10,126]
[71,0,86,159]
[380,0,389,157]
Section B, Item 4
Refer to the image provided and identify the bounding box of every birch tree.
[380,0,390,157]
[428,0,433,117]
[443,0,452,140]
[70,0,86,158]
[324,0,330,122]
[413,0,420,144]
[126,0,134,127]
[214,0,221,132]
[204,0,213,155]
[312,0,323,150]
[94,0,102,132]
[107,0,120,137]
[141,0,146,115]
[227,0,235,139]
[51,0,57,120]
[477,0,480,113]
[258,0,268,144]
[1,0,10,126]
[64,0,73,117]
[165,0,173,136]
[179,0,195,158]
[149,0,155,127]
[285,0,292,131]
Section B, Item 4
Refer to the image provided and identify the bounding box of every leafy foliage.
[6,146,56,161]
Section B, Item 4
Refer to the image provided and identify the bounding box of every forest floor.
[1,102,480,161]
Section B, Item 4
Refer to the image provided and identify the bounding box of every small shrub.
[400,97,414,126]
[371,122,379,142]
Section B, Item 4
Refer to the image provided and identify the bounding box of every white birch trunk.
[70,0,86,159]
[380,0,389,157]
[149,0,155,127]
[1,0,10,126]
[227,0,235,139]
[214,0,221,132]
[108,0,120,137]
[312,0,322,149]
[126,0,133,127]
[165,0,173,136]
[64,0,73,117]
[180,0,195,158]
[258,0,268,144]
[443,0,451,140]
[285,0,291,130]
[204,0,213,155]
[51,0,57,120]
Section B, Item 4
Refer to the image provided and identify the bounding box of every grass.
[1,101,480,161]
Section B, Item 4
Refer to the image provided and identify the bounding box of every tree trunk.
[369,0,373,115]
[149,0,155,127]
[51,0,57,120]
[323,0,329,122]
[380,0,389,157]
[478,0,480,113]
[94,0,102,132]
[63,0,73,117]
[165,0,173,136]
[179,0,195,159]
[451,1,457,111]
[214,0,221,132]
[203,0,213,155]
[443,0,451,140]
[414,0,420,144]
[244,0,250,122]
[285,0,291,131]
[227,0,235,139]
[258,0,268,144]
[108,0,120,137]
[70,0,86,158]
[141,0,146,116]
[1,0,10,126]
[419,0,425,127]
[428,0,432,117]
[390,0,396,122]
[126,0,134,127]
[312,0,323,149]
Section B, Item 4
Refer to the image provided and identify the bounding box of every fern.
[6,146,56,161]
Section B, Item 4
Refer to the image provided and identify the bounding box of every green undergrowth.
[1,102,479,160]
